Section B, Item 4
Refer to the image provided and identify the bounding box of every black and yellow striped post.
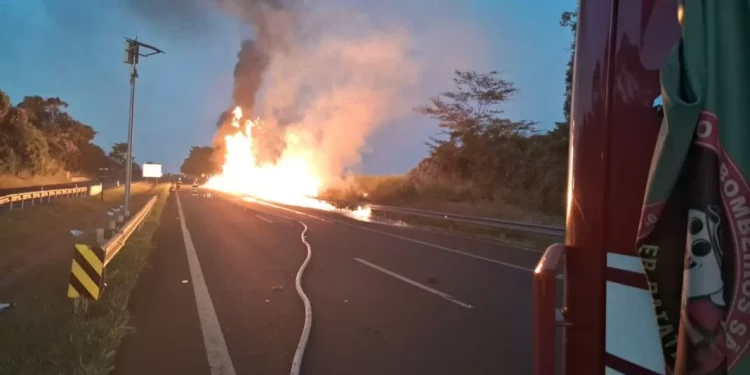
[67,244,105,300]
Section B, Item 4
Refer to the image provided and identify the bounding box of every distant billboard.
[89,184,103,196]
[142,163,163,178]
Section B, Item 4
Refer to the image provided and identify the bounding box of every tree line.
[398,11,578,216]
[0,89,140,182]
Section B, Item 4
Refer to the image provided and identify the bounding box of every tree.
[0,89,120,182]
[560,10,578,124]
[412,71,537,197]
[0,90,57,175]
[108,142,129,168]
[78,143,110,176]
[416,70,525,145]
[132,161,143,179]
[107,142,143,180]
[181,146,219,177]
[17,96,96,171]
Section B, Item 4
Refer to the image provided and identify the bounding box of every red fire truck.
[533,0,750,374]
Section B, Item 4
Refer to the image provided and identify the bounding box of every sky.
[0,0,575,175]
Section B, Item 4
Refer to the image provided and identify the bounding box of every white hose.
[290,221,313,375]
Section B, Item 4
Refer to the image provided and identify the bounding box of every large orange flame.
[205,107,372,219]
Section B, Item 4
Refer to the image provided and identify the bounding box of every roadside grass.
[0,184,170,375]
[0,173,73,189]
[322,174,564,226]
[0,182,156,254]
[320,174,564,248]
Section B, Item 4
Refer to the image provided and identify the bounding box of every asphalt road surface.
[115,189,561,375]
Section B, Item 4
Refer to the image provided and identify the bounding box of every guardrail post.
[96,228,105,247]
[107,220,116,238]
[73,298,89,314]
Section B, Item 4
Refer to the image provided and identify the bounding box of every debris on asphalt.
[0,301,14,312]
[70,230,84,237]
[265,299,270,303]
[271,286,283,291]
[427,277,439,284]
[344,300,349,303]
[182,280,189,284]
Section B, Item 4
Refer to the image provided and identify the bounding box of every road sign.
[67,244,105,300]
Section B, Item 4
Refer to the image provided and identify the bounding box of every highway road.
[115,189,562,375]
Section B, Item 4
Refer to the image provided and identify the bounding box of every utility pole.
[123,37,163,216]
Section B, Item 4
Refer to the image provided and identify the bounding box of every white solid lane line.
[353,257,474,309]
[290,221,313,375]
[256,214,274,223]
[176,193,237,375]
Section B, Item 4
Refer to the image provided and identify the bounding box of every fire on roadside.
[204,107,372,220]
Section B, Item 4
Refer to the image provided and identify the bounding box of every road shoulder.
[114,192,211,375]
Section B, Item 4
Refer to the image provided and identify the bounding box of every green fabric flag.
[636,0,750,374]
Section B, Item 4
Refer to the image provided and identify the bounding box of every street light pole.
[123,37,163,216]
[124,64,138,215]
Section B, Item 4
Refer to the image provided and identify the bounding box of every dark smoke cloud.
[232,39,269,116]
[213,0,301,165]
[119,0,297,104]
[219,0,300,115]
[120,0,300,165]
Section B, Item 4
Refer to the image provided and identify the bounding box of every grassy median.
[0,184,169,375]
[0,182,157,254]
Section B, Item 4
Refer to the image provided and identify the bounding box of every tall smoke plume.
[210,0,299,167]
[122,0,485,186]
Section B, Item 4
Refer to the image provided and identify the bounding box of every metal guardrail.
[315,196,566,237]
[67,195,158,301]
[0,186,91,209]
[366,204,566,237]
[103,195,158,266]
